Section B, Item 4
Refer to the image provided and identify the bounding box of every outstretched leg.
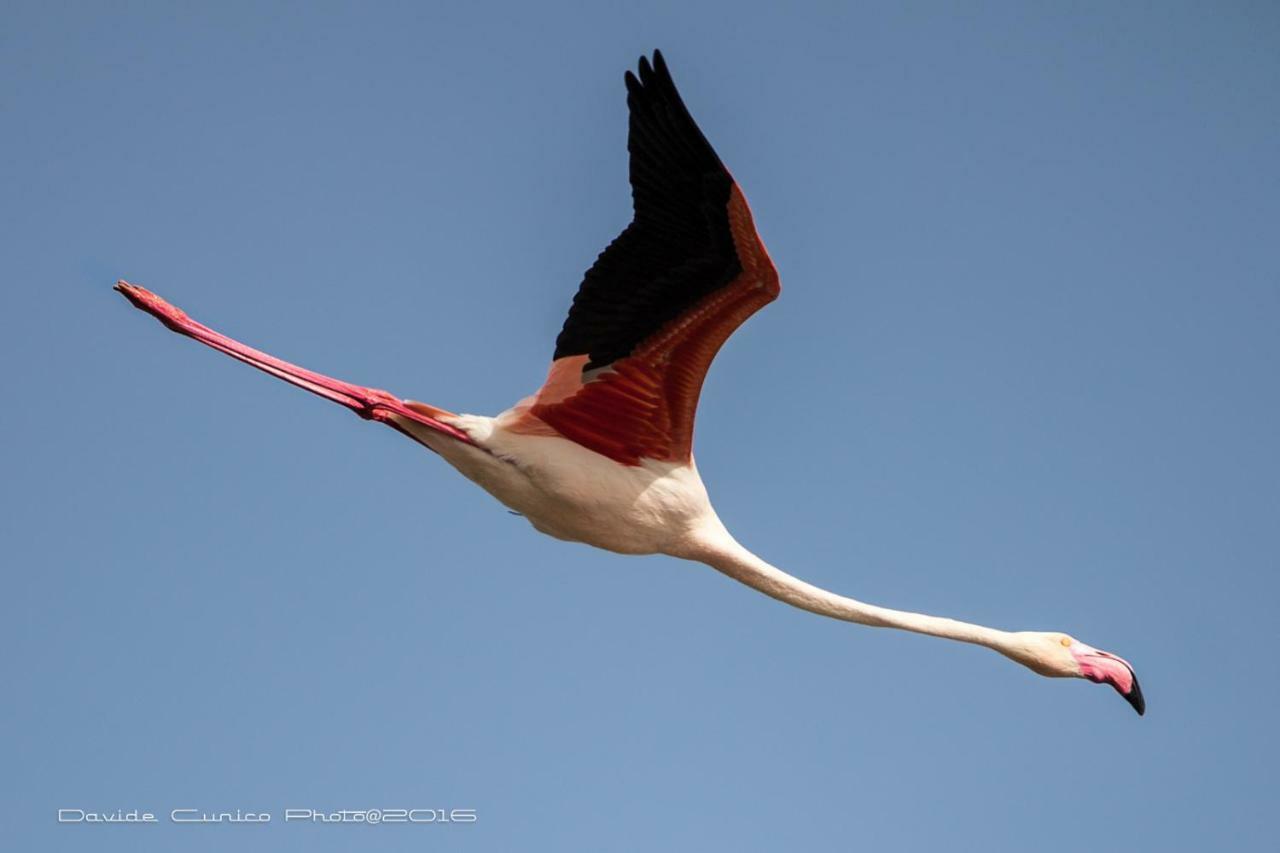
[115,281,473,447]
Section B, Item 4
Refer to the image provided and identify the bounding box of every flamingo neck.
[680,521,1014,652]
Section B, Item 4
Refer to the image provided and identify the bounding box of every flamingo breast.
[395,412,719,555]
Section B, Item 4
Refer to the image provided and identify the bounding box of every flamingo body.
[116,51,1145,715]
[411,413,716,555]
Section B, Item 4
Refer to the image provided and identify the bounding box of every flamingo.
[115,50,1144,715]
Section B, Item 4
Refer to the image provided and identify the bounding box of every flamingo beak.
[1072,644,1145,716]
[1116,665,1145,716]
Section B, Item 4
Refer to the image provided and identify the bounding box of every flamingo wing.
[520,51,780,466]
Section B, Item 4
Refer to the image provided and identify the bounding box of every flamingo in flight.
[116,51,1144,715]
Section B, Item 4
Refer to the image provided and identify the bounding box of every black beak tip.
[1123,668,1145,716]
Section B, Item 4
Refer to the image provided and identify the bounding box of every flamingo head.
[1003,632,1145,715]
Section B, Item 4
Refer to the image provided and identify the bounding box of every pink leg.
[115,281,473,446]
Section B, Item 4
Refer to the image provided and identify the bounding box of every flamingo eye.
[1060,636,1073,647]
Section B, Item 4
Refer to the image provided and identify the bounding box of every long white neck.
[679,520,1014,653]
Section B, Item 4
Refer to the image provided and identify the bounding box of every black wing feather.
[553,51,742,370]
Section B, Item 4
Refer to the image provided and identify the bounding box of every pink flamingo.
[117,51,1143,714]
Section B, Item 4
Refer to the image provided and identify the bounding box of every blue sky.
[3,2,1277,850]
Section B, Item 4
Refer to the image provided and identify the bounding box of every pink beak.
[1071,644,1145,716]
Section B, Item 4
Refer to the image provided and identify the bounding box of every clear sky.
[3,2,1277,850]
